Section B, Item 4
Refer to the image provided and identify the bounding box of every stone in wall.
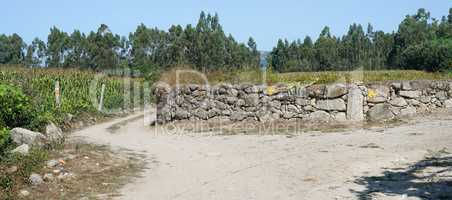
[367,103,394,121]
[346,86,364,121]
[367,85,389,103]
[316,99,346,111]
[155,80,452,124]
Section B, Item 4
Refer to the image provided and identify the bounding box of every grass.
[159,67,452,86]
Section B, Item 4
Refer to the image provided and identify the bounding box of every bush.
[0,84,35,129]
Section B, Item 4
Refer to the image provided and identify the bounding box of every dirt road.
[73,112,452,200]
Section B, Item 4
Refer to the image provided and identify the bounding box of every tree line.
[268,8,452,72]
[0,12,260,73]
[1,8,451,73]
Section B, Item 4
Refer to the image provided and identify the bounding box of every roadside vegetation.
[0,66,145,199]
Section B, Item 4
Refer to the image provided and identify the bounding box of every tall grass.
[0,65,144,125]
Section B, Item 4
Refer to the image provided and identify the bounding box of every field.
[160,67,452,85]
[0,65,145,127]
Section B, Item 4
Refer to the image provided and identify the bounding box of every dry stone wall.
[155,80,452,124]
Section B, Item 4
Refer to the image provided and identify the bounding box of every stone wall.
[155,80,452,124]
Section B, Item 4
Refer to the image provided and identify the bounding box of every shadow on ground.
[353,153,452,200]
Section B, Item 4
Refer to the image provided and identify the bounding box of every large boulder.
[325,84,348,98]
[346,87,364,121]
[367,104,395,121]
[316,99,346,111]
[10,128,46,147]
[45,122,64,142]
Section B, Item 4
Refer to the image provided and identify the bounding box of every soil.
[73,110,452,200]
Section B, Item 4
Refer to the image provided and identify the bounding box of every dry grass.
[158,67,452,86]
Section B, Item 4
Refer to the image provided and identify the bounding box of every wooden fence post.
[98,83,106,111]
[55,81,61,108]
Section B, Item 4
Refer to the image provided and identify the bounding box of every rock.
[235,99,245,107]
[46,159,59,168]
[304,105,317,112]
[391,82,402,90]
[230,111,248,121]
[57,172,75,180]
[10,128,46,146]
[285,105,299,113]
[419,96,431,104]
[11,144,29,155]
[407,99,420,106]
[399,91,421,99]
[325,84,348,98]
[417,103,429,113]
[6,166,18,174]
[282,112,296,119]
[400,106,417,117]
[367,104,394,121]
[19,190,30,197]
[29,173,43,186]
[309,111,331,121]
[389,97,408,107]
[295,98,309,106]
[401,81,412,90]
[43,173,54,182]
[244,85,258,94]
[347,87,364,121]
[193,109,209,120]
[225,96,238,105]
[45,122,64,142]
[174,109,190,120]
[334,112,347,121]
[316,99,346,111]
[243,94,259,107]
[306,85,326,98]
[257,111,274,122]
[435,91,448,101]
[367,85,389,103]
[445,99,452,108]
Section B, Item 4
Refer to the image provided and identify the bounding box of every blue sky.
[1,0,450,50]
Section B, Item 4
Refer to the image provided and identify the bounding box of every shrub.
[0,84,35,129]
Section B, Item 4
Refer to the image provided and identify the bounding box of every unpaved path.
[73,111,452,200]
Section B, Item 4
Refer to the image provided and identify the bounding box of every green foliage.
[0,84,35,128]
[268,8,452,73]
[0,67,144,125]
[0,127,10,156]
[401,39,452,72]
